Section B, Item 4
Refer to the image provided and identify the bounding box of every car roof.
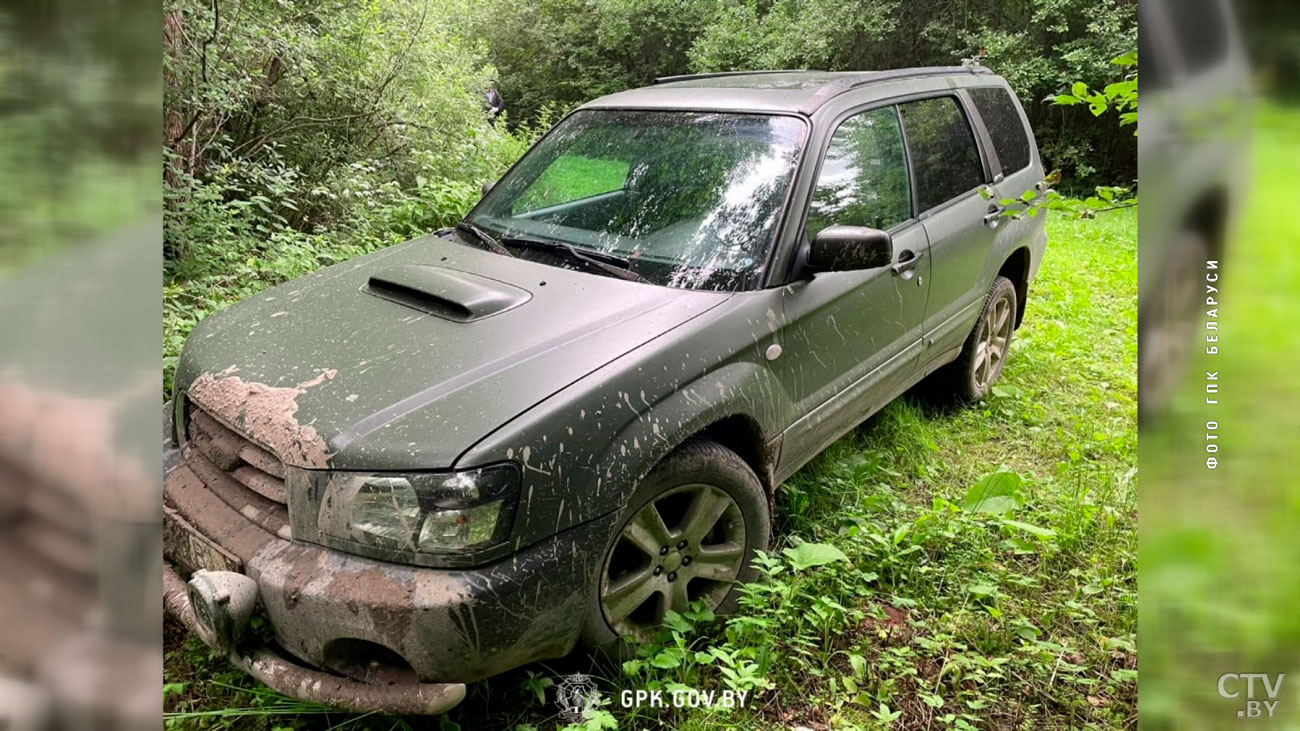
[580,66,998,115]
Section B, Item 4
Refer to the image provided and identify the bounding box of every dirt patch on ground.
[188,368,336,468]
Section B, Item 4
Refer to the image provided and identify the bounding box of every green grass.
[165,209,1137,730]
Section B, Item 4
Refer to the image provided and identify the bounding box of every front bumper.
[163,433,614,714]
[163,563,467,715]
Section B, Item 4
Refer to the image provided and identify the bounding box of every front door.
[775,105,930,471]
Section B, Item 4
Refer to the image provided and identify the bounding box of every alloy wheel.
[599,483,746,639]
[973,292,1014,392]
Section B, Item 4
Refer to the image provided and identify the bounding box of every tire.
[580,440,770,653]
[935,275,1019,403]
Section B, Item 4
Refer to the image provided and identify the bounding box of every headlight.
[314,465,519,558]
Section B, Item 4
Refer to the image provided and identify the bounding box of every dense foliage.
[470,0,1139,188]
[162,0,546,390]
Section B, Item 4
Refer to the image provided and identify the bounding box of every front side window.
[471,110,807,291]
[807,106,912,238]
[898,96,985,212]
[969,87,1032,175]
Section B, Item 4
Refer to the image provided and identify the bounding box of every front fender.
[593,359,787,495]
[456,297,795,553]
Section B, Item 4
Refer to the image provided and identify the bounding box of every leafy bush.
[162,0,559,394]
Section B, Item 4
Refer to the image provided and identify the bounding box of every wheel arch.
[997,246,1032,327]
[597,362,786,505]
[692,413,775,494]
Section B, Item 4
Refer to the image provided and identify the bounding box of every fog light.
[186,570,259,653]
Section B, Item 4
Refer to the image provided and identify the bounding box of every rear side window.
[898,96,984,212]
[969,87,1032,175]
[807,106,912,236]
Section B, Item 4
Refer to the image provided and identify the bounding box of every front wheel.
[581,440,770,651]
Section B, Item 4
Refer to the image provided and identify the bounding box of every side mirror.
[808,225,893,272]
[481,181,495,196]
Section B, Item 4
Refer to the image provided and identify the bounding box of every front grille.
[186,405,288,505]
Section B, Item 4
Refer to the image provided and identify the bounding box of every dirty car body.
[163,67,1047,714]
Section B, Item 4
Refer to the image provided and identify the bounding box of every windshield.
[469,110,807,291]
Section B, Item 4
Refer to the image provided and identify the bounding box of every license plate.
[164,505,242,574]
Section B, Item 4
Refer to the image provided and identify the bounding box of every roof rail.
[835,65,993,94]
[652,70,816,85]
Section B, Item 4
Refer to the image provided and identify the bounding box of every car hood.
[174,234,730,471]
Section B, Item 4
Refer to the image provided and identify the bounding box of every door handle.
[983,203,1005,229]
[891,249,923,275]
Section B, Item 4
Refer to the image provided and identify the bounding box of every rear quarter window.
[969,87,1032,175]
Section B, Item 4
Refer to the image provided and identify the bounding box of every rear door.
[967,85,1040,218]
[897,95,997,361]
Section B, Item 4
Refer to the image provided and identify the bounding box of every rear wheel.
[936,275,1018,403]
[581,441,769,650]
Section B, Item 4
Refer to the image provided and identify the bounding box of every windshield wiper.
[454,221,514,257]
[501,236,651,284]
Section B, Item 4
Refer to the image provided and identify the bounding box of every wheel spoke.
[696,542,744,563]
[691,542,744,581]
[994,301,1010,333]
[622,504,671,556]
[602,567,660,623]
[669,578,692,613]
[680,487,731,544]
[973,344,988,383]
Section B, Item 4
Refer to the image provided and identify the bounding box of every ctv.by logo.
[1218,673,1286,719]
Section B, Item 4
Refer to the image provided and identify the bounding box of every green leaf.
[783,542,849,570]
[662,610,692,633]
[961,472,1024,514]
[683,606,716,623]
[1072,82,1089,97]
[650,647,685,669]
[848,653,868,678]
[1112,51,1138,67]
[1002,519,1057,538]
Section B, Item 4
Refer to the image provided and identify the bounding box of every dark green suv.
[163,67,1047,714]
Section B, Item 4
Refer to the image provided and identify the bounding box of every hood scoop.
[363,265,532,322]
